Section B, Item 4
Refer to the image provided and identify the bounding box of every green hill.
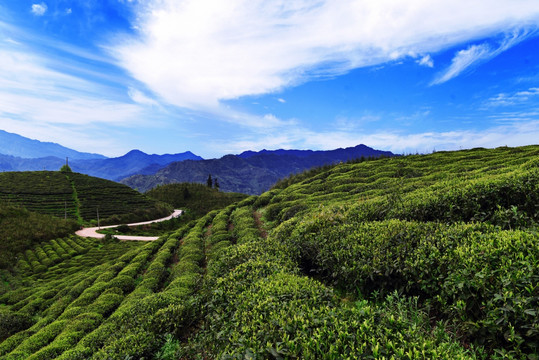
[0,146,538,359]
[0,171,172,225]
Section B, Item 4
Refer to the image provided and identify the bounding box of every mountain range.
[0,130,202,181]
[120,145,395,194]
[0,130,396,194]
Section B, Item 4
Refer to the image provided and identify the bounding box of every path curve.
[75,209,183,241]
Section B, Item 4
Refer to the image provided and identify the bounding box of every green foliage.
[230,207,261,243]
[280,214,539,355]
[186,145,539,358]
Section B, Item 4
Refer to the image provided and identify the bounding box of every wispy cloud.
[112,0,539,112]
[485,87,539,107]
[31,3,48,16]
[432,29,536,85]
[432,44,491,84]
[0,37,161,156]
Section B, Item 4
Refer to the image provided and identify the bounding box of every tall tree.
[214,178,220,191]
[183,187,191,199]
[207,174,213,188]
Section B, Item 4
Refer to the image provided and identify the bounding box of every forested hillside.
[0,145,537,359]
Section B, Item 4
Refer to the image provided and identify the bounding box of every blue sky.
[1,1,539,158]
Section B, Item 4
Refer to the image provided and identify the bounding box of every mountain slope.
[0,130,106,160]
[122,144,396,194]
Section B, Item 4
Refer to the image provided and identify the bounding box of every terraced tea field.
[0,171,172,224]
[1,145,538,359]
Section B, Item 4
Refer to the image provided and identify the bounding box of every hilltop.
[0,145,537,359]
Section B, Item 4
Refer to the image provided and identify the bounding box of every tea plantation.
[0,171,172,225]
[0,145,538,359]
[0,204,79,270]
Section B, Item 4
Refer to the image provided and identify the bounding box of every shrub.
[0,310,34,341]
[107,275,135,294]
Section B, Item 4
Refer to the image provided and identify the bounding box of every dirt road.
[75,209,183,241]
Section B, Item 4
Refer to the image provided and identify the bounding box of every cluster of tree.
[206,174,220,190]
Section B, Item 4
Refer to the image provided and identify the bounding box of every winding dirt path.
[75,209,183,241]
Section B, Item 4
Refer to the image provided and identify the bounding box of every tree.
[183,187,191,199]
[207,174,213,188]
[214,178,220,191]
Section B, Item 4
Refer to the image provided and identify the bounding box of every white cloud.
[432,29,534,85]
[31,3,48,16]
[485,87,539,107]
[112,0,539,111]
[416,54,433,68]
[66,8,72,15]
[432,44,491,84]
[277,98,286,103]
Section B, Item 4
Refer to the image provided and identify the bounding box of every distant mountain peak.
[125,149,146,155]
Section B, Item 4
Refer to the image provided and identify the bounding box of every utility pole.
[97,206,100,229]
